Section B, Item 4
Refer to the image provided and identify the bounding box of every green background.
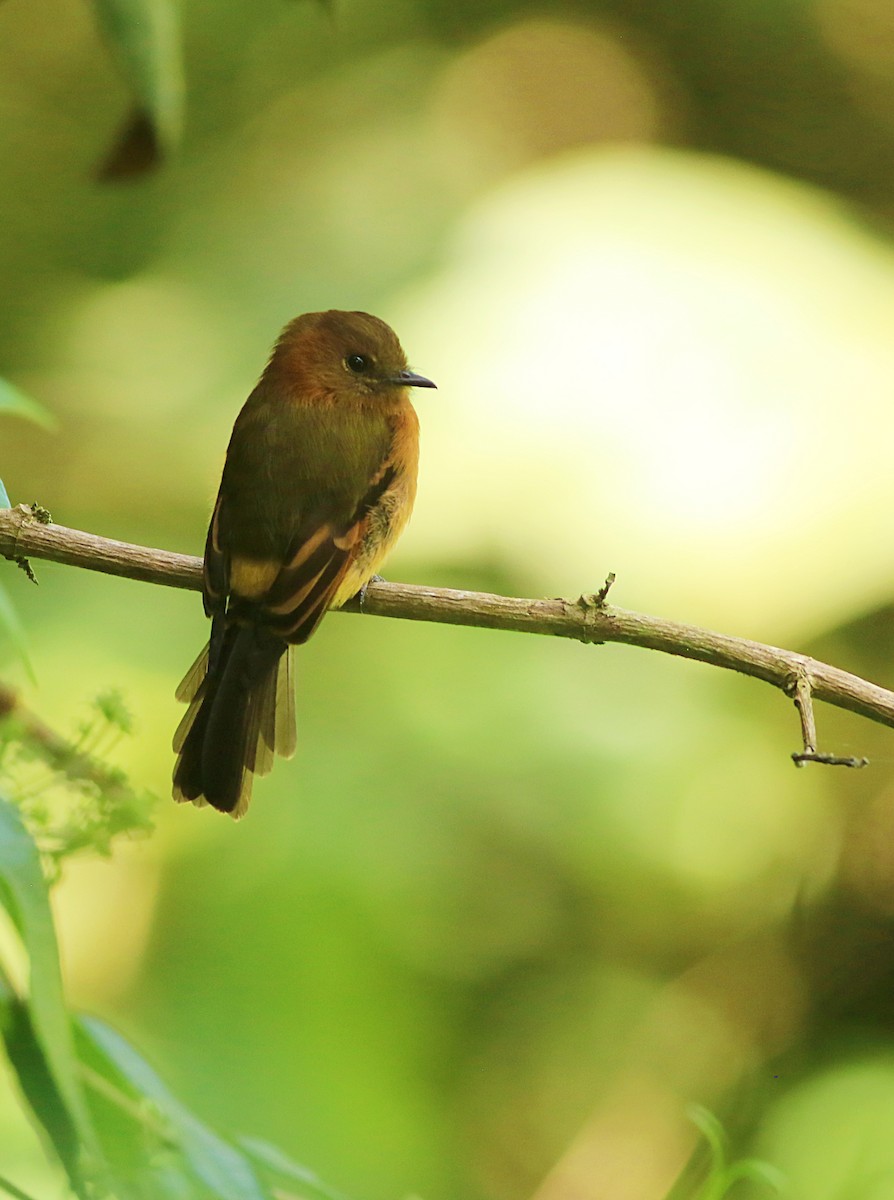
[4,0,894,1196]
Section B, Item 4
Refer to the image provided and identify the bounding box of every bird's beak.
[392,369,437,389]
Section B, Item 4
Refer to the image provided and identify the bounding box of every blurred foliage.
[0,688,154,874]
[0,383,54,433]
[3,0,894,1198]
[91,0,184,177]
[0,791,349,1199]
[0,387,51,681]
[683,1107,784,1200]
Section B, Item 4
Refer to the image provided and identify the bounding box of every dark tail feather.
[173,625,290,818]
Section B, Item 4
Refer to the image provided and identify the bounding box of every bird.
[172,310,435,818]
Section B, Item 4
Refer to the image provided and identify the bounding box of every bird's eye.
[345,354,369,373]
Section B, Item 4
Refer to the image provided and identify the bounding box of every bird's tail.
[172,624,295,818]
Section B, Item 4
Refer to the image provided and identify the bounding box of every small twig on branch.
[785,670,867,768]
[788,670,818,756]
[791,750,869,767]
[580,571,617,608]
[13,556,37,585]
[0,504,892,760]
[12,502,50,585]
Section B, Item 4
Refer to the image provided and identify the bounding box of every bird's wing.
[205,393,401,644]
[202,490,229,619]
[258,460,397,643]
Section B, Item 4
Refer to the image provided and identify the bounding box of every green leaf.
[75,1022,186,1200]
[0,969,80,1189]
[687,1104,728,1175]
[724,1157,786,1193]
[0,798,99,1191]
[78,1016,269,1200]
[92,0,184,156]
[0,380,55,431]
[0,585,36,684]
[0,1170,41,1200]
[240,1137,352,1200]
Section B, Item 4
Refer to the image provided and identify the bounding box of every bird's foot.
[355,575,385,612]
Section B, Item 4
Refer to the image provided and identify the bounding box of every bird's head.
[266,310,436,400]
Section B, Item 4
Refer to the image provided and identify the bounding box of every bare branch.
[2,505,893,753]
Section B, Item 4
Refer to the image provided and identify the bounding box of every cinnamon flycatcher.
[173,310,435,818]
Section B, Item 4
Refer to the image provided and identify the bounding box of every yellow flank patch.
[230,556,280,599]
